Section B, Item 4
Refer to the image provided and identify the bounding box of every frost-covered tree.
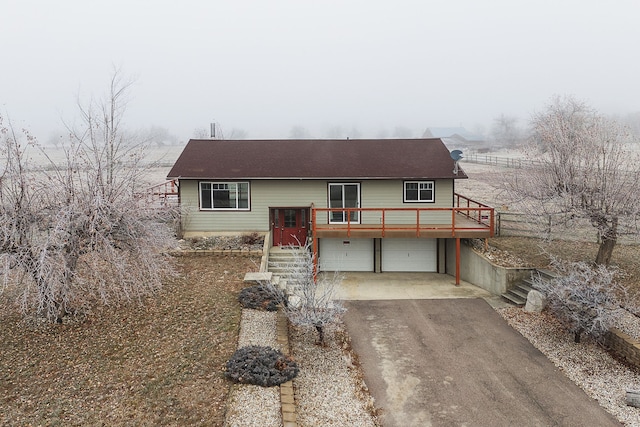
[263,242,345,346]
[531,258,628,343]
[0,71,177,323]
[491,114,523,147]
[506,95,640,265]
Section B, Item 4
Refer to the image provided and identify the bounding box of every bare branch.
[0,72,176,323]
[504,95,640,264]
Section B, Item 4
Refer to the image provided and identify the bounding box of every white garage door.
[319,238,374,272]
[382,238,437,272]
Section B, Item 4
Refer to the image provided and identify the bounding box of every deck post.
[312,236,319,282]
[455,237,461,286]
[311,207,318,282]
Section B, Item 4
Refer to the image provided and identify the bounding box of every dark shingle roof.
[166,138,467,180]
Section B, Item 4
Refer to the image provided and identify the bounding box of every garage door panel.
[320,238,373,272]
[382,238,437,272]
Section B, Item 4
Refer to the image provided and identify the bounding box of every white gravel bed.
[497,307,640,426]
[237,309,279,349]
[225,309,282,427]
[290,323,379,427]
[225,385,281,427]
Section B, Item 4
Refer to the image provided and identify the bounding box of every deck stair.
[501,269,556,306]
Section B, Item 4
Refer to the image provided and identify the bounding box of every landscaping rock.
[525,290,547,313]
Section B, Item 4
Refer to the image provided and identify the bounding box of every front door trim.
[271,207,310,247]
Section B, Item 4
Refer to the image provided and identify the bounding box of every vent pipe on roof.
[210,123,216,139]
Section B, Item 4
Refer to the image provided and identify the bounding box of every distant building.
[422,127,485,149]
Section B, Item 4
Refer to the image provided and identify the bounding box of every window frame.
[403,180,435,203]
[328,182,361,224]
[199,181,250,211]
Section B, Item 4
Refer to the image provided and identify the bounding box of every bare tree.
[392,126,414,139]
[505,95,640,265]
[192,127,210,139]
[490,114,523,148]
[144,125,178,147]
[531,257,628,343]
[0,71,177,323]
[227,128,248,140]
[288,126,310,139]
[263,243,345,346]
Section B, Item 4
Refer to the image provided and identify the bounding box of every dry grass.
[0,255,258,426]
[488,236,640,296]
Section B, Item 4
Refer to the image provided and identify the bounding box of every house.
[422,127,485,149]
[166,138,494,284]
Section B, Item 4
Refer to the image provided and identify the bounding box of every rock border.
[277,311,298,427]
[606,328,640,368]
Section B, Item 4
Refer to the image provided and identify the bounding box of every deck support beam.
[455,237,461,286]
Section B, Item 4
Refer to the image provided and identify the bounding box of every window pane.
[329,185,343,208]
[405,182,418,201]
[213,183,231,208]
[201,183,212,209]
[238,183,249,209]
[344,185,358,208]
[344,184,358,221]
[329,185,344,222]
[284,209,296,227]
[419,183,433,201]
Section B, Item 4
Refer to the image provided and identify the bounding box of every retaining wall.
[606,328,640,369]
[445,240,534,295]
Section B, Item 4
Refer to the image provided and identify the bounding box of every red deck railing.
[143,180,179,206]
[311,193,494,238]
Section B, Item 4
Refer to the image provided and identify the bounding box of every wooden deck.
[312,194,495,240]
[313,215,493,239]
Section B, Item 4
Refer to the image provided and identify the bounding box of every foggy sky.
[2,0,639,141]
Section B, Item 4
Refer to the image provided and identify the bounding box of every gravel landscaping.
[227,298,640,426]
[224,309,379,427]
[498,307,640,426]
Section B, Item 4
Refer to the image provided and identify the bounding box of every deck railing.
[142,180,179,206]
[311,193,494,238]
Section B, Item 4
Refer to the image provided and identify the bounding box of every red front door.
[272,208,308,247]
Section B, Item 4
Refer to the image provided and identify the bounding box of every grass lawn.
[0,255,258,426]
[488,236,640,297]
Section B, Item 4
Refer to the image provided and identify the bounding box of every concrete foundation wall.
[445,240,534,295]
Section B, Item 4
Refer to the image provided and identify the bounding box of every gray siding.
[360,180,454,224]
[179,179,456,233]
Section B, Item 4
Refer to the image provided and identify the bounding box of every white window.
[404,181,434,203]
[328,183,360,223]
[200,182,250,210]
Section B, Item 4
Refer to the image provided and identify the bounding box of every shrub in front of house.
[225,345,298,387]
[238,285,283,311]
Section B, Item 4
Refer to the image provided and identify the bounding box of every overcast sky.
[2,0,639,141]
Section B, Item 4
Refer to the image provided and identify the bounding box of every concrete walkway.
[339,274,621,427]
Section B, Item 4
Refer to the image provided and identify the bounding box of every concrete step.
[501,268,557,306]
[502,291,526,306]
[536,268,557,280]
[518,280,535,292]
[509,287,530,300]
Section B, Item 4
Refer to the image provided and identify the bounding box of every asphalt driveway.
[343,299,621,427]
